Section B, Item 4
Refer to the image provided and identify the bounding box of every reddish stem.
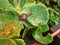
[31,42,42,45]
[51,29,60,37]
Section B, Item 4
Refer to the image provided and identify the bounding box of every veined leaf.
[20,3,49,26]
[14,39,26,45]
[32,24,53,44]
[0,38,17,45]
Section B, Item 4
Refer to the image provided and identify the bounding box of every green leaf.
[20,3,49,26]
[8,0,19,7]
[14,39,26,45]
[32,24,53,44]
[0,38,17,45]
[38,24,49,32]
[20,0,26,9]
[49,9,59,25]
[0,11,24,38]
[53,5,59,12]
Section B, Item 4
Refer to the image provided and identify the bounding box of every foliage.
[0,38,25,45]
[0,0,59,45]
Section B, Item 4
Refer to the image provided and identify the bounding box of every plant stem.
[51,29,60,37]
[31,42,42,45]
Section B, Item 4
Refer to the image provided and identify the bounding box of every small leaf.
[32,24,53,44]
[14,39,26,45]
[48,9,59,25]
[53,5,59,12]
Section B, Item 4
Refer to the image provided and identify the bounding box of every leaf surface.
[21,3,49,26]
[32,24,53,44]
